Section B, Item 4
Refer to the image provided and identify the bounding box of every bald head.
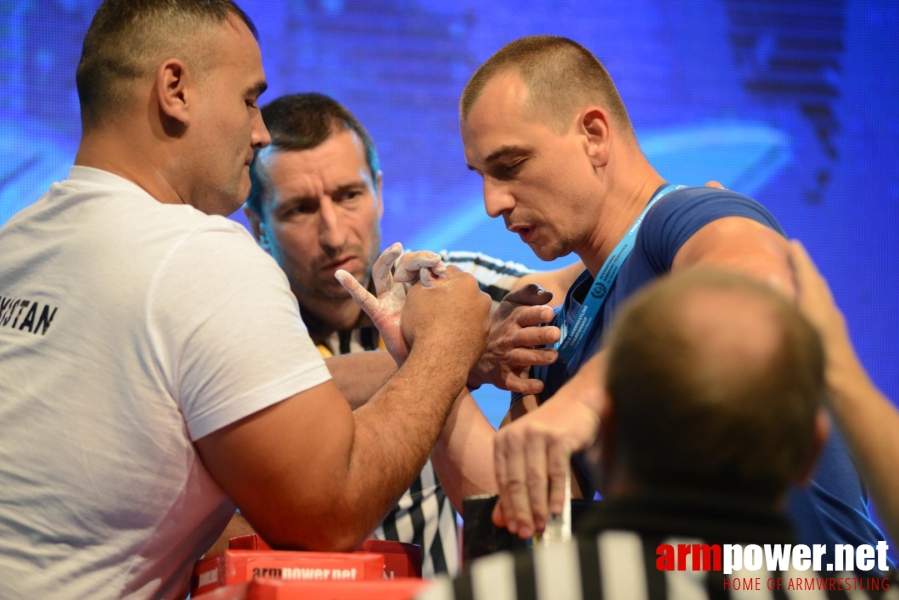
[460,35,633,135]
[76,0,258,128]
[604,269,825,503]
[681,286,784,387]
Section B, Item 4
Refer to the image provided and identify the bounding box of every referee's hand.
[336,242,445,363]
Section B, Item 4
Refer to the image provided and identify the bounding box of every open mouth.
[511,225,535,243]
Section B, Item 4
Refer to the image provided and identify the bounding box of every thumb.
[394,250,444,284]
[335,270,380,317]
[372,242,404,296]
[492,498,508,529]
[504,283,554,306]
[419,266,447,288]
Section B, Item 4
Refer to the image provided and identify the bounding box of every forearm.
[432,388,498,513]
[827,361,899,545]
[325,351,397,409]
[558,350,606,414]
[327,343,474,547]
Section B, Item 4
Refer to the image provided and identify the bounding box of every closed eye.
[490,160,526,181]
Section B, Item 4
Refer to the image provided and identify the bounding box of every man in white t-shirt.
[0,1,490,598]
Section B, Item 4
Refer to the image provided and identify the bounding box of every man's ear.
[580,106,612,169]
[375,171,384,220]
[798,408,831,485]
[156,59,192,131]
[244,206,269,249]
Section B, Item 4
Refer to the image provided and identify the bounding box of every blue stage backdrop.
[1,0,897,429]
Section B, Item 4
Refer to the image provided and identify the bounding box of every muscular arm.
[672,216,794,298]
[203,351,400,556]
[196,272,489,552]
[431,389,499,514]
[494,213,796,538]
[790,241,899,545]
[325,351,396,410]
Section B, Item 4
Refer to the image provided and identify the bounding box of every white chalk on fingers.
[394,251,444,282]
[382,243,404,267]
[335,269,376,310]
[420,267,442,288]
[334,269,361,295]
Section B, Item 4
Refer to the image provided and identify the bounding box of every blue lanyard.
[557,184,683,365]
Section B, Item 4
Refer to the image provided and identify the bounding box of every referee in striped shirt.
[421,270,895,598]
[237,93,580,576]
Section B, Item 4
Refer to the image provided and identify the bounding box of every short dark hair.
[605,270,824,503]
[245,93,381,216]
[76,0,258,127]
[460,35,633,134]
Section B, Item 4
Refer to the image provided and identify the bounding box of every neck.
[75,123,186,207]
[299,296,367,346]
[578,160,665,278]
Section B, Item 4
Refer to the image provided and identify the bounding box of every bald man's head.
[604,270,825,504]
[76,0,258,128]
[460,35,634,136]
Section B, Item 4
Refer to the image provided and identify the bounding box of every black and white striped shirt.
[419,531,897,600]
[440,251,533,307]
[417,495,898,598]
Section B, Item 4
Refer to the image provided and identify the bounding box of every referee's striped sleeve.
[440,250,533,303]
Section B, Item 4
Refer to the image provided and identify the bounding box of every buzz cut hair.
[245,93,381,217]
[460,35,634,135]
[76,0,258,128]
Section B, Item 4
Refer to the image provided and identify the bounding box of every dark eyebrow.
[333,181,368,196]
[249,80,268,98]
[467,145,530,171]
[485,145,527,164]
[274,194,317,211]
[275,180,368,210]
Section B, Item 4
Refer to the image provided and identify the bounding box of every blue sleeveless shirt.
[528,185,890,566]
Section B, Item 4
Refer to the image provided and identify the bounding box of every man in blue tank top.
[447,34,890,566]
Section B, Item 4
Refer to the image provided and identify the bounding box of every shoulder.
[146,216,293,332]
[644,186,784,235]
[172,215,262,254]
[638,186,786,274]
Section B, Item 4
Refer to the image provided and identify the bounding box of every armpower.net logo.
[655,542,892,592]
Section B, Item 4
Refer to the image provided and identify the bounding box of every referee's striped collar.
[578,491,793,546]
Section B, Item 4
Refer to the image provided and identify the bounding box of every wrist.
[466,367,485,391]
[405,341,471,383]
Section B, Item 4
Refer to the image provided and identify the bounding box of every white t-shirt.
[0,167,331,598]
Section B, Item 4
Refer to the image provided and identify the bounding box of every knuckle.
[505,479,526,494]
[526,464,544,482]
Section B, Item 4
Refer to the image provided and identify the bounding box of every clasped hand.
[335,242,445,363]
[337,244,563,394]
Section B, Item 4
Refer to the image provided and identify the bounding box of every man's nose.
[318,199,348,249]
[252,112,272,150]
[483,179,515,219]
